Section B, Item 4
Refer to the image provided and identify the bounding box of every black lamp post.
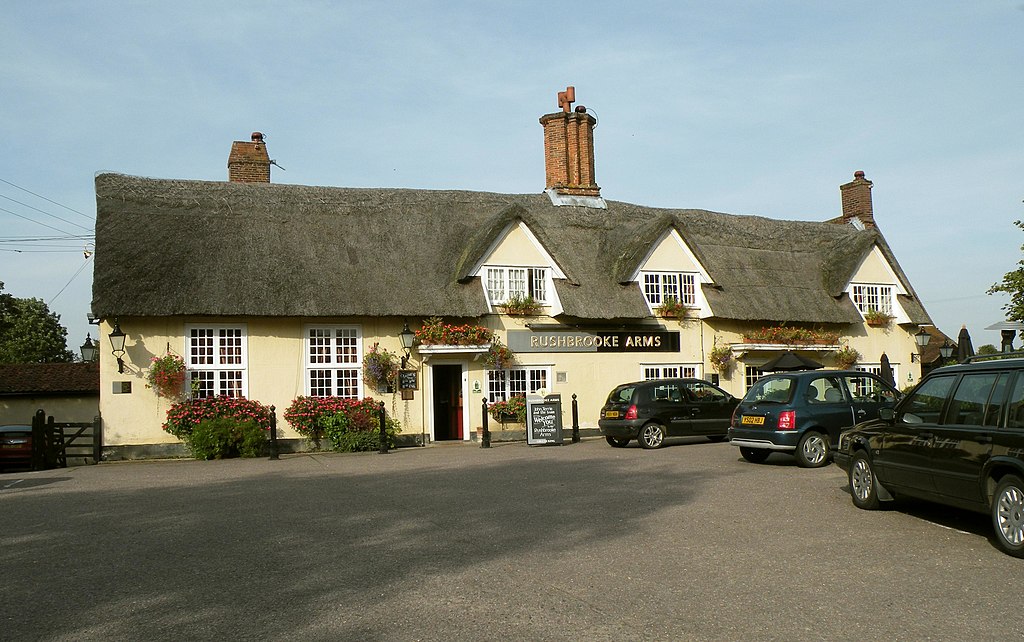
[80,334,98,362]
[399,321,416,368]
[911,328,931,362]
[109,322,126,373]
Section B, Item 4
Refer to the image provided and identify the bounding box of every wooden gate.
[30,410,103,470]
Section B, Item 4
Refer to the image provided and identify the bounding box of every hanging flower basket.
[488,396,527,423]
[834,345,860,369]
[709,344,733,374]
[363,343,400,392]
[146,353,187,400]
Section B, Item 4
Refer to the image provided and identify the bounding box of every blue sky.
[2,1,1022,354]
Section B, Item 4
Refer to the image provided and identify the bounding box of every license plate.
[741,415,765,425]
[605,411,620,418]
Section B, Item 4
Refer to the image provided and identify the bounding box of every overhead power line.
[0,178,93,221]
[0,194,92,232]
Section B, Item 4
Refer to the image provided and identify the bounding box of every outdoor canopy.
[760,351,824,372]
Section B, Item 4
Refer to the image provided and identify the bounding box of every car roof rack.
[962,350,1024,363]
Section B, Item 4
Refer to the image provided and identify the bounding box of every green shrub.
[164,396,274,440]
[320,406,399,452]
[186,418,267,460]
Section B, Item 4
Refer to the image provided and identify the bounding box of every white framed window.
[745,366,765,392]
[485,267,548,305]
[186,324,247,398]
[487,366,551,402]
[855,364,900,390]
[642,364,699,380]
[851,284,894,317]
[305,325,362,398]
[641,271,697,307]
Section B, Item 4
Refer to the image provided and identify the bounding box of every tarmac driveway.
[1,438,1018,641]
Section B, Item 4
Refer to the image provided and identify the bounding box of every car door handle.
[919,431,934,440]
[977,434,993,444]
[856,409,866,417]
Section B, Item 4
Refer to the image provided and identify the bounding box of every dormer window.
[486,267,548,305]
[852,284,893,317]
[642,271,696,308]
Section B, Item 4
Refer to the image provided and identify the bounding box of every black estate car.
[599,378,738,449]
[729,370,899,467]
[836,354,1024,557]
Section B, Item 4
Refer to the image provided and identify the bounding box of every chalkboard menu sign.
[398,370,418,391]
[527,394,563,445]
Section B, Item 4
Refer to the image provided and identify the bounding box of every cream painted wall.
[850,247,900,285]
[641,232,700,273]
[1,397,98,425]
[484,223,548,266]
[98,311,925,447]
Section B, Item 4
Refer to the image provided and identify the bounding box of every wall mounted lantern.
[80,334,98,362]
[910,328,931,363]
[938,341,955,360]
[399,321,416,368]
[109,322,127,373]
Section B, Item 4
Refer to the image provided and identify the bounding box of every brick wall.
[840,171,874,227]
[540,111,600,197]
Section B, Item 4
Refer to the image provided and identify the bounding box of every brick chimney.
[228,132,271,183]
[539,87,600,198]
[839,170,874,228]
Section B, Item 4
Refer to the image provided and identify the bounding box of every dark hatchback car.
[599,378,739,449]
[836,355,1024,557]
[0,424,33,472]
[729,370,899,467]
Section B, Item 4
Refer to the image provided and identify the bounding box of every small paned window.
[852,284,894,317]
[485,267,548,305]
[305,326,362,398]
[186,325,247,398]
[641,272,697,308]
[642,364,699,380]
[487,367,550,402]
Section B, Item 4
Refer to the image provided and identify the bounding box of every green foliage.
[742,325,840,345]
[415,316,493,345]
[989,220,1024,322]
[186,418,267,460]
[501,294,541,315]
[320,404,399,452]
[978,344,999,355]
[0,282,74,363]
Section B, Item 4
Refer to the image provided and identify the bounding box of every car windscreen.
[742,377,795,404]
[606,385,635,405]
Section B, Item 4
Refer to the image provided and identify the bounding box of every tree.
[977,344,999,356]
[989,220,1024,322]
[0,282,74,363]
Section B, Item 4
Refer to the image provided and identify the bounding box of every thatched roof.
[91,173,931,325]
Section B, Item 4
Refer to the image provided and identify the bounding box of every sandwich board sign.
[526,393,563,445]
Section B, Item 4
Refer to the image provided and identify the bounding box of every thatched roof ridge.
[92,173,932,325]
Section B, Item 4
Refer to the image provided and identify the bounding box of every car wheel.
[796,431,829,468]
[740,447,770,463]
[849,451,880,510]
[992,475,1024,558]
[605,436,630,448]
[707,435,728,443]
[638,423,665,449]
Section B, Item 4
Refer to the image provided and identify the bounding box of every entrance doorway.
[432,364,464,441]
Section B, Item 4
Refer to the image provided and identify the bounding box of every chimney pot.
[251,132,264,143]
[854,170,865,179]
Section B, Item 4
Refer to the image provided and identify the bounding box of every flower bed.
[164,395,274,440]
[415,316,493,346]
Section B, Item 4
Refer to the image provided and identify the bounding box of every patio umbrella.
[957,325,975,363]
[760,351,823,372]
[879,353,896,387]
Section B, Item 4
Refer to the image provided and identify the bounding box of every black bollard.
[481,397,491,448]
[268,405,280,460]
[378,401,389,454]
[571,393,580,443]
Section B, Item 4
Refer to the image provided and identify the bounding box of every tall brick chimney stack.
[839,170,875,228]
[540,87,600,198]
[228,132,271,183]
